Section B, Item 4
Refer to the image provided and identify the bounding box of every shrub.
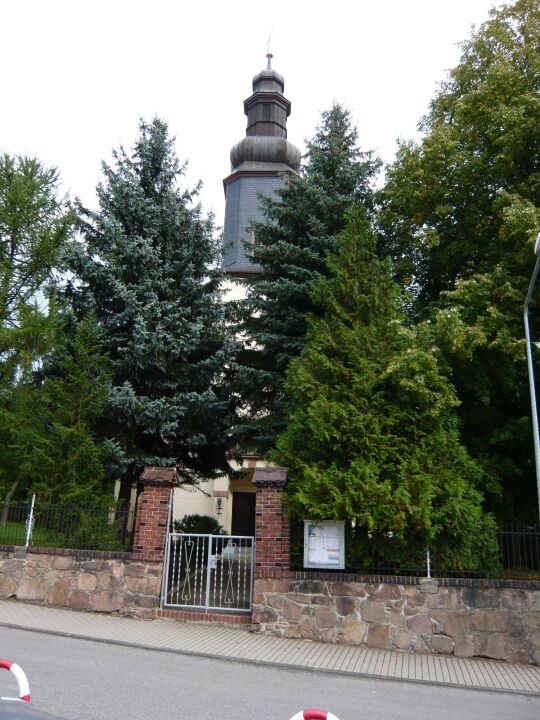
[173,513,226,535]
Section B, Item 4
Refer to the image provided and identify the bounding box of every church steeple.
[222,55,300,276]
[244,52,289,138]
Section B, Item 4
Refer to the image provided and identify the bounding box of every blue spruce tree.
[65,118,233,504]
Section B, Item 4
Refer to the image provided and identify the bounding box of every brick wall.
[254,486,290,572]
[133,484,171,556]
[132,465,177,558]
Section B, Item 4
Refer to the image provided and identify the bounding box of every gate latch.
[208,554,217,569]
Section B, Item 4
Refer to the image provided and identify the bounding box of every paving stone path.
[0,600,538,696]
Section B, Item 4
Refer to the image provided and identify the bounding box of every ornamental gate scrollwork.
[161,533,254,613]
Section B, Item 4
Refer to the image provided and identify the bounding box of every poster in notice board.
[303,520,345,569]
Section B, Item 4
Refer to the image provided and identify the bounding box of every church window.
[245,227,256,256]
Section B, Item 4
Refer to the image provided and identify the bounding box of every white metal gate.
[161,533,254,612]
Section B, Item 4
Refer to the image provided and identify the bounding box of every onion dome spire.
[222,55,300,276]
[229,53,301,173]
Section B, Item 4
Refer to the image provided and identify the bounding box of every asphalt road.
[0,626,537,720]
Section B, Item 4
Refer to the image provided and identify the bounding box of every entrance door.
[231,492,256,536]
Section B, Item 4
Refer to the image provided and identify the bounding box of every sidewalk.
[0,600,539,696]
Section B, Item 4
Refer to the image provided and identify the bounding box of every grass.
[0,518,130,551]
[0,521,59,546]
[497,569,540,581]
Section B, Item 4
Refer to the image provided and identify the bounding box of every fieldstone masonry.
[1,463,538,665]
[252,576,540,664]
[251,467,540,665]
[0,466,177,619]
[0,550,162,618]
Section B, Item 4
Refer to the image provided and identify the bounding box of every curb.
[0,619,538,698]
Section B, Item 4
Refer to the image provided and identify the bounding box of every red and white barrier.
[0,659,31,702]
[289,711,339,720]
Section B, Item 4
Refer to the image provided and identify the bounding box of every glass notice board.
[303,520,345,569]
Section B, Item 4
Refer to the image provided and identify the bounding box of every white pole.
[524,233,540,523]
[24,494,35,547]
[426,548,431,579]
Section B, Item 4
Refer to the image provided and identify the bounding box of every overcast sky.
[1,0,502,225]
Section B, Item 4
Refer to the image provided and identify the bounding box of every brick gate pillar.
[252,466,290,575]
[132,466,178,558]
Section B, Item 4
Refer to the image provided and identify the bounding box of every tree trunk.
[117,469,135,512]
[1,478,20,527]
[117,467,139,545]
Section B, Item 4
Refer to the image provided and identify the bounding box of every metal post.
[426,548,431,579]
[248,537,255,610]
[523,233,540,523]
[24,494,35,547]
[205,535,212,609]
[159,494,174,608]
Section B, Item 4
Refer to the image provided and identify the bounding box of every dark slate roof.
[230,136,301,172]
[252,53,285,90]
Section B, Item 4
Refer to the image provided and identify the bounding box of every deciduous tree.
[378,0,540,519]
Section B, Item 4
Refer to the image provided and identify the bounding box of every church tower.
[222,54,301,276]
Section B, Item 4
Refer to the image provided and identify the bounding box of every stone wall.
[252,575,540,665]
[0,548,163,619]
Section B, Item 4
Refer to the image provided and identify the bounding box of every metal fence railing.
[0,497,135,552]
[162,533,254,612]
[290,520,540,580]
[498,524,540,577]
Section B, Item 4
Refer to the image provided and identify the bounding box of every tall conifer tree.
[273,210,493,565]
[65,118,233,503]
[12,313,111,504]
[233,105,380,453]
[0,154,72,506]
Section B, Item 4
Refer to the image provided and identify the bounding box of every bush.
[289,515,502,577]
[173,513,226,535]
